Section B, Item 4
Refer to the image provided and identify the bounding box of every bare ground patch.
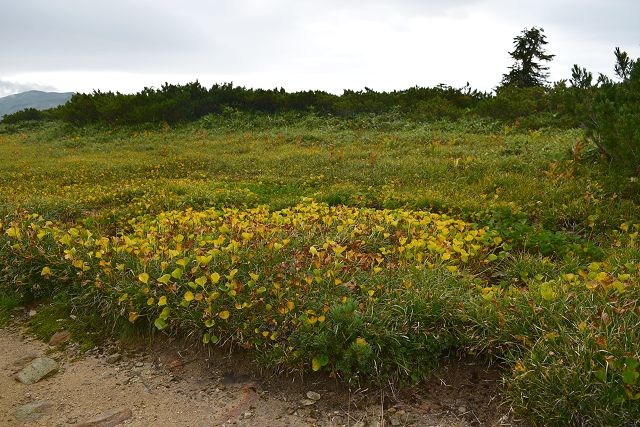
[0,326,522,426]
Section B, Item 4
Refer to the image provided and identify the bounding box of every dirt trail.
[0,326,519,426]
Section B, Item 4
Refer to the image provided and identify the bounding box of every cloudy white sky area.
[1,0,639,96]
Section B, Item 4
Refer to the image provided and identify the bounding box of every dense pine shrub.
[587,56,640,171]
[1,107,46,124]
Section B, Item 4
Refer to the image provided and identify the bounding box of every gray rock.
[74,408,133,427]
[14,400,52,422]
[15,357,59,384]
[306,391,321,401]
[49,330,71,346]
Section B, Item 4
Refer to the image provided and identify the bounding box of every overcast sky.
[1,0,638,96]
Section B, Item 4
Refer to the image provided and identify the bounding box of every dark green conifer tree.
[501,27,555,88]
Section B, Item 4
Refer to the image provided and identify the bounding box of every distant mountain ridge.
[0,90,74,118]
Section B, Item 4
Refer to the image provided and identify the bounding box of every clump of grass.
[26,293,144,352]
[0,292,21,325]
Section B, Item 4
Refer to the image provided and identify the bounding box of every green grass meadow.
[1,115,639,425]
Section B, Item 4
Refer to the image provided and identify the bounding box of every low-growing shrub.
[1,108,46,124]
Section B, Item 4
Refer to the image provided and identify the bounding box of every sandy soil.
[0,326,521,426]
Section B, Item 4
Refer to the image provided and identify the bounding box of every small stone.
[12,353,39,368]
[13,400,52,422]
[457,406,467,414]
[49,330,71,346]
[242,411,253,419]
[28,309,37,317]
[106,353,121,364]
[134,361,144,368]
[74,408,132,427]
[306,391,321,401]
[300,399,316,406]
[15,357,59,385]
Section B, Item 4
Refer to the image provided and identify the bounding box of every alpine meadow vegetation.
[1,31,639,426]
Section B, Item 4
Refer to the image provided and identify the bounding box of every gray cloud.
[1,0,212,72]
[0,0,514,74]
[475,0,640,81]
[0,79,57,97]
[1,0,638,92]
[490,0,640,42]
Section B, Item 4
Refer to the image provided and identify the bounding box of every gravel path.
[0,326,519,426]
